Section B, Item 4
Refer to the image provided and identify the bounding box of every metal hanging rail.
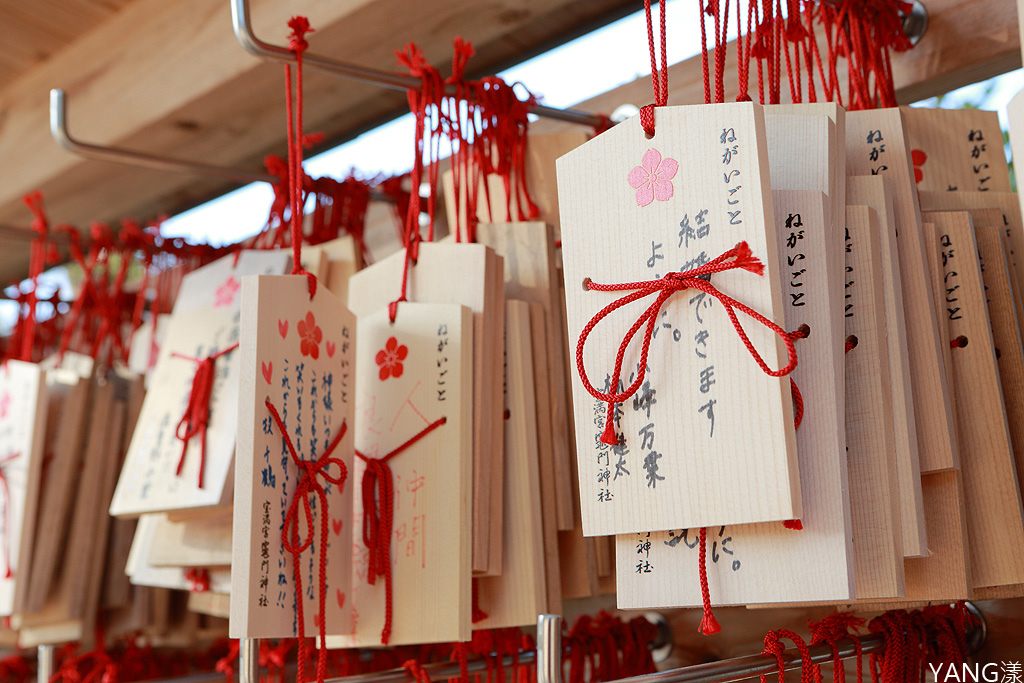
[50,89,278,186]
[50,88,396,205]
[228,0,608,130]
[35,606,986,683]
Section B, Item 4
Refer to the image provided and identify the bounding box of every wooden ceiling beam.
[0,0,635,279]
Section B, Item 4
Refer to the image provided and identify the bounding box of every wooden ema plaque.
[966,208,1024,496]
[846,109,958,509]
[525,303,563,613]
[901,106,1011,193]
[231,275,356,639]
[615,191,854,608]
[843,205,906,599]
[557,103,800,536]
[846,176,928,557]
[474,300,548,627]
[922,212,1024,589]
[474,222,574,530]
[23,368,90,614]
[147,510,231,567]
[764,105,843,347]
[327,303,473,647]
[0,361,48,616]
[347,243,504,576]
[128,514,231,593]
[111,251,291,517]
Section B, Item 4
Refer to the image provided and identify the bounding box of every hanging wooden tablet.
[846,109,957,498]
[475,221,574,530]
[111,251,291,518]
[23,368,90,614]
[474,301,547,628]
[848,176,946,476]
[189,592,230,620]
[846,176,927,557]
[127,514,231,593]
[82,372,138,633]
[104,376,146,610]
[901,106,1011,193]
[525,303,563,613]
[326,303,473,647]
[231,274,356,640]
[921,211,1024,589]
[558,103,800,535]
[966,209,1024,493]
[147,510,231,568]
[318,236,363,305]
[764,108,841,327]
[615,191,853,608]
[347,243,504,575]
[842,205,905,599]
[918,190,1024,341]
[0,361,48,617]
[769,103,846,261]
[15,373,126,646]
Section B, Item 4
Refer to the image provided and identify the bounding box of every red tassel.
[732,241,764,275]
[699,609,722,635]
[783,519,803,530]
[600,405,619,446]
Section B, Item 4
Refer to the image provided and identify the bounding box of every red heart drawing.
[336,590,345,609]
[278,319,289,339]
[261,361,273,384]
[326,340,336,358]
[313,611,322,629]
[332,518,343,536]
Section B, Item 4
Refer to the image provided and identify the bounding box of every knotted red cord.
[472,578,489,623]
[171,343,239,489]
[184,567,211,593]
[639,0,668,137]
[355,416,447,645]
[696,527,720,635]
[284,17,317,299]
[809,612,865,683]
[0,450,19,579]
[761,629,815,683]
[576,241,797,447]
[214,640,239,683]
[21,191,50,363]
[391,44,446,322]
[265,398,349,683]
[404,659,434,683]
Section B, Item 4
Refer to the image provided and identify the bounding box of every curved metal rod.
[229,0,608,129]
[49,89,278,185]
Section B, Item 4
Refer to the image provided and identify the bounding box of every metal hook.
[50,88,277,185]
[229,0,608,129]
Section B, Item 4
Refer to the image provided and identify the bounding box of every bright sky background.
[7,2,1024,330]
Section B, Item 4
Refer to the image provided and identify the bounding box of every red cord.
[265,398,349,683]
[576,242,797,447]
[284,17,317,299]
[640,0,668,136]
[355,416,447,644]
[697,527,721,635]
[171,343,238,489]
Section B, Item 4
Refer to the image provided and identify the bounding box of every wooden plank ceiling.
[0,0,637,281]
[0,0,1019,286]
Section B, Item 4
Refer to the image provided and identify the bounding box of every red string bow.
[576,241,798,447]
[171,343,239,489]
[265,398,349,683]
[355,416,447,645]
